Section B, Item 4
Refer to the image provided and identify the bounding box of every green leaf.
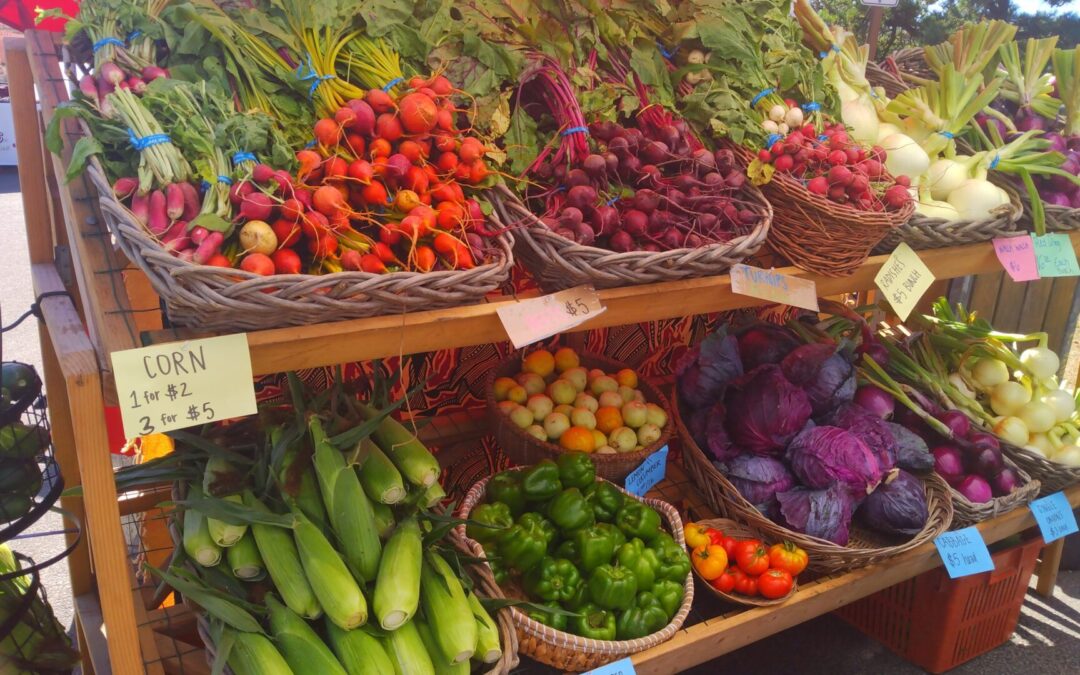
[505,106,539,177]
[178,494,297,528]
[65,137,103,183]
[190,213,232,235]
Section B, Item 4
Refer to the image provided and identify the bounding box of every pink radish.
[229,180,253,206]
[165,183,184,221]
[193,231,224,264]
[162,220,190,252]
[130,192,150,226]
[112,177,138,200]
[190,226,210,246]
[79,75,100,104]
[237,191,275,222]
[100,62,125,86]
[141,66,168,82]
[148,189,169,234]
[179,182,200,220]
[177,249,195,263]
[251,164,276,184]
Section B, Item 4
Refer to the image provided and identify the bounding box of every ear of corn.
[279,444,329,530]
[373,516,422,630]
[222,627,294,675]
[183,485,222,567]
[371,500,396,539]
[0,545,80,671]
[382,620,435,675]
[466,589,502,664]
[415,617,470,675]
[353,438,406,504]
[359,404,440,488]
[243,491,321,619]
[266,594,348,675]
[310,417,382,581]
[421,480,447,509]
[325,621,395,675]
[292,510,368,630]
[419,552,476,665]
[203,459,248,547]
[226,531,265,581]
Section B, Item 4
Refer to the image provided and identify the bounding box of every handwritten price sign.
[934,527,994,579]
[875,243,935,321]
[585,657,635,675]
[1032,233,1080,278]
[624,445,669,497]
[497,285,606,349]
[1029,492,1078,544]
[993,235,1040,282]
[730,264,819,312]
[110,334,258,438]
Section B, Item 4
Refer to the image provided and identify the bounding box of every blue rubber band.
[232,151,257,165]
[200,180,210,192]
[217,175,233,186]
[127,129,171,151]
[801,102,821,112]
[606,197,619,206]
[561,126,589,137]
[126,30,142,43]
[295,54,336,100]
[304,139,317,149]
[765,133,783,148]
[818,134,829,142]
[381,77,403,92]
[938,130,955,139]
[989,154,1000,170]
[818,44,841,59]
[657,40,672,59]
[750,87,775,108]
[92,37,124,53]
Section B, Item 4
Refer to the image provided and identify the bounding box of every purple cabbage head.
[823,403,897,473]
[736,323,800,371]
[724,365,812,455]
[857,470,929,536]
[721,454,796,511]
[676,330,744,409]
[882,421,935,472]
[781,343,856,415]
[704,402,739,462]
[787,425,885,500]
[777,483,855,545]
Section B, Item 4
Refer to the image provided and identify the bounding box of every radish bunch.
[758,123,912,212]
[530,121,761,252]
[78,64,168,113]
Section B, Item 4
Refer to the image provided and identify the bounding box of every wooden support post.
[867,7,884,62]
[1036,538,1065,597]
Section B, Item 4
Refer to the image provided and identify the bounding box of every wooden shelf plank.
[141,234,1080,376]
[630,485,1080,674]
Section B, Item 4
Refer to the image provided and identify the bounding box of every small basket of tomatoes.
[685,518,806,607]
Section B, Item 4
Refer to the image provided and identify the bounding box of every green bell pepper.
[486,552,509,586]
[518,512,557,547]
[615,537,660,592]
[525,556,583,603]
[615,592,668,640]
[649,533,691,583]
[652,579,684,621]
[466,502,513,545]
[547,487,595,531]
[583,481,625,522]
[521,460,561,502]
[587,564,638,611]
[556,452,596,490]
[563,578,590,611]
[488,471,527,516]
[574,524,621,573]
[614,500,662,542]
[527,607,567,632]
[570,603,617,641]
[498,521,549,573]
[554,538,579,564]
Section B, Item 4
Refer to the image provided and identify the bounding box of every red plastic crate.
[834,535,1044,673]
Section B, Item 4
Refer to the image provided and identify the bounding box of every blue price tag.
[585,657,635,675]
[623,445,668,497]
[1029,492,1078,544]
[935,526,994,579]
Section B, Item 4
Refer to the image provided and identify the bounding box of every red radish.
[402,165,429,193]
[770,142,785,156]
[307,233,338,258]
[436,152,458,174]
[179,182,200,220]
[399,93,439,133]
[294,188,313,210]
[884,185,911,208]
[828,185,848,201]
[161,220,189,251]
[127,77,147,94]
[375,114,403,142]
[252,163,276,184]
[100,62,125,86]
[194,231,225,264]
[238,191,275,221]
[141,65,168,82]
[334,106,357,128]
[384,153,411,181]
[271,170,294,196]
[190,226,210,245]
[828,165,854,186]
[380,227,402,246]
[428,75,453,97]
[79,75,100,104]
[295,150,321,179]
[280,198,304,222]
[165,183,184,221]
[344,133,366,156]
[229,180,254,205]
[359,253,387,273]
[807,176,829,195]
[829,132,850,149]
[271,248,302,274]
[205,254,230,268]
[271,219,300,248]
[850,174,870,193]
[861,159,884,178]
[345,99,376,134]
[774,154,794,172]
[365,89,395,114]
[894,174,911,187]
[113,177,138,199]
[240,252,275,276]
[436,109,454,132]
[827,150,847,166]
[610,230,634,252]
[341,249,363,271]
[323,156,349,179]
[415,245,437,271]
[313,118,339,146]
[148,189,169,234]
[130,192,150,226]
[361,181,389,206]
[300,212,330,239]
[313,185,349,216]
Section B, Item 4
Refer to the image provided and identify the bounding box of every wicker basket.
[874,175,1024,252]
[725,144,915,277]
[1043,205,1080,232]
[86,154,515,331]
[690,518,797,607]
[485,350,673,482]
[865,61,912,98]
[673,396,954,574]
[490,183,771,292]
[191,529,520,674]
[999,444,1080,496]
[890,47,935,81]
[456,471,694,672]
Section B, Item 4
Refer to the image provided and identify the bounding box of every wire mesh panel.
[0,550,80,673]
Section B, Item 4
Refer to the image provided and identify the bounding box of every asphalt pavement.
[1,165,1078,672]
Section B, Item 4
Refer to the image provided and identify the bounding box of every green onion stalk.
[859,354,954,438]
[997,37,1061,123]
[920,20,1017,83]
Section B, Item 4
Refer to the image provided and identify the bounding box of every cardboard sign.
[1029,492,1079,544]
[730,264,820,312]
[496,285,606,349]
[875,243,935,320]
[934,527,994,579]
[624,445,669,497]
[111,334,258,438]
[1032,233,1080,278]
[585,657,635,675]
[993,235,1040,282]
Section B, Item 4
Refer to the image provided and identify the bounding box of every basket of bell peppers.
[685,518,808,607]
[456,453,695,672]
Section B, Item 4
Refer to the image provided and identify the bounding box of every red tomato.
[734,540,770,577]
[731,568,758,597]
[757,569,794,599]
[720,536,738,559]
[706,529,725,546]
[710,567,738,594]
